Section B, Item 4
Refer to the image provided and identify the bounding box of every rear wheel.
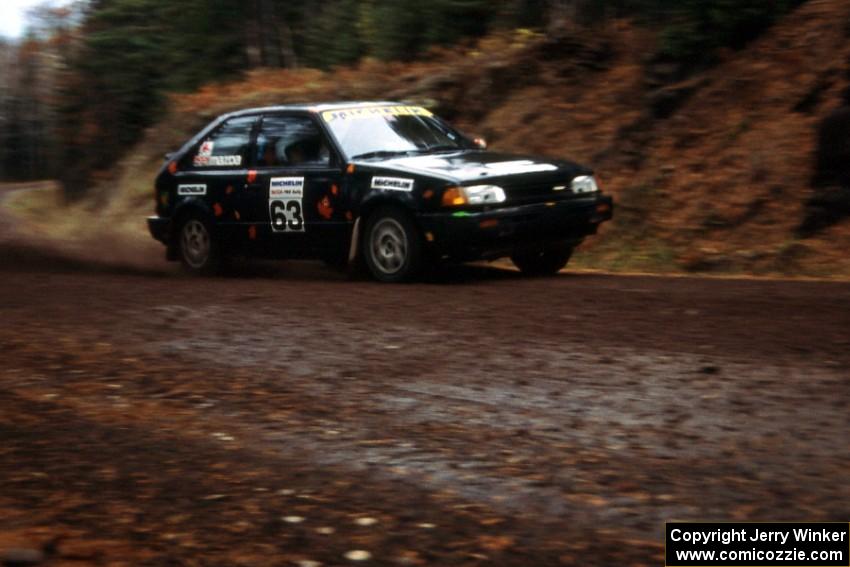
[177,213,222,275]
[363,207,422,283]
[511,247,572,276]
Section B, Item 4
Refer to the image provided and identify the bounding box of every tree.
[0,2,80,181]
[56,0,250,195]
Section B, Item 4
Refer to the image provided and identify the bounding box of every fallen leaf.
[344,550,371,561]
[478,535,515,551]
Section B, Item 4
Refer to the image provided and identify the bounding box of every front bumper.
[147,216,170,244]
[417,194,613,260]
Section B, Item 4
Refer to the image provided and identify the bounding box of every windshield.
[321,105,469,159]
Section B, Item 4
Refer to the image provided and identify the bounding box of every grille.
[502,179,571,205]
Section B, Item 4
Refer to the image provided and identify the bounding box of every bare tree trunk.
[0,41,12,180]
[279,22,298,68]
[275,11,298,68]
[547,0,576,32]
[254,0,286,67]
[245,0,263,67]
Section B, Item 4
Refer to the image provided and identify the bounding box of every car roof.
[221,101,411,120]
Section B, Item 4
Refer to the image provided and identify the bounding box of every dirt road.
[1,259,848,566]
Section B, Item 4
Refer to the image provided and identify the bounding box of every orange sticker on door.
[317,195,333,220]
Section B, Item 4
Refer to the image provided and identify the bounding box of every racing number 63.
[270,199,304,232]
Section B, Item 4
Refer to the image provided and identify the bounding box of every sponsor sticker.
[270,177,305,198]
[206,155,242,167]
[371,176,414,192]
[178,184,206,196]
[269,177,305,233]
[484,160,558,175]
[198,141,214,157]
[389,157,559,178]
[322,105,432,122]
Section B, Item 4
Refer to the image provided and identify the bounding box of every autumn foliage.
[5,0,850,276]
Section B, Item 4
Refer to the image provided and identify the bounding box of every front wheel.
[363,207,422,283]
[177,213,222,275]
[511,247,573,276]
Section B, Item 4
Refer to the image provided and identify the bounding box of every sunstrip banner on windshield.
[322,105,432,122]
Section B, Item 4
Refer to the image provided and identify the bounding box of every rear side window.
[256,115,331,168]
[192,116,256,169]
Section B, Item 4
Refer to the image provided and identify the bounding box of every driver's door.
[245,113,344,258]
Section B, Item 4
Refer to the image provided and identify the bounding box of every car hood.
[356,150,590,185]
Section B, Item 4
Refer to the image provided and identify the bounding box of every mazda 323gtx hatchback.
[148,102,613,282]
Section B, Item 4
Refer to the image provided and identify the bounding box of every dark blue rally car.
[148,102,612,282]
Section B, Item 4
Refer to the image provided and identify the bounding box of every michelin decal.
[371,176,414,192]
[270,176,305,197]
[178,184,207,196]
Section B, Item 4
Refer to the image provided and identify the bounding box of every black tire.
[362,206,423,283]
[176,212,223,275]
[511,247,573,276]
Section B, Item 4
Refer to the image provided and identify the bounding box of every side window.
[256,115,331,168]
[191,116,256,169]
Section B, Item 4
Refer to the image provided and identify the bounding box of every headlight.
[571,175,598,194]
[441,185,506,207]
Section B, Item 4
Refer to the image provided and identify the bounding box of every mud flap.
[348,217,361,266]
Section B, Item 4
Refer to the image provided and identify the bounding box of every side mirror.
[472,137,488,150]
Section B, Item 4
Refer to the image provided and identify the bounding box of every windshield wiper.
[423,144,464,153]
[350,150,414,160]
[351,146,464,160]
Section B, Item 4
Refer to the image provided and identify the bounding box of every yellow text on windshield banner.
[322,105,433,122]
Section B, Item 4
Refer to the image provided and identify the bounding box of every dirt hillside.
[7,0,850,277]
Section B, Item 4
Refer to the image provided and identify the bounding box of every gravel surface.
[1,260,848,566]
